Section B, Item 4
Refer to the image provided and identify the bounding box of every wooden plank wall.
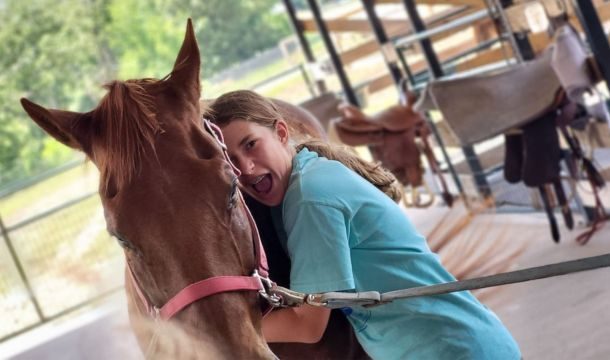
[294,1,610,99]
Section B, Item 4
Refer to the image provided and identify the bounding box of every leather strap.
[159,276,264,320]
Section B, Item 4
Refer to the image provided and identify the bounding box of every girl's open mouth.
[251,174,272,194]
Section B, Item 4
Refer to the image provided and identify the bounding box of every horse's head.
[21,20,274,359]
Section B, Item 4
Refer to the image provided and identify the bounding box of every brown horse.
[21,20,367,359]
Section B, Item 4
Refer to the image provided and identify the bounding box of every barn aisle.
[405,200,610,359]
[484,224,610,360]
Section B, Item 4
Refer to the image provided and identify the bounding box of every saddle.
[332,91,453,207]
[416,41,607,243]
[416,50,561,146]
[333,99,426,188]
[505,89,608,243]
[503,90,570,242]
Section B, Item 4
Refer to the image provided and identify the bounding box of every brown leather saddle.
[331,90,453,207]
[333,100,425,187]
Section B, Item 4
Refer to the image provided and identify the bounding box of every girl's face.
[221,119,294,206]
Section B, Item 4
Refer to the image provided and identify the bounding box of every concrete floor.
[0,296,141,360]
[485,225,610,360]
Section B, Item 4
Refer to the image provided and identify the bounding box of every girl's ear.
[275,119,290,144]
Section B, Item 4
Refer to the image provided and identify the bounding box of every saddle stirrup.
[538,185,560,243]
[552,178,574,230]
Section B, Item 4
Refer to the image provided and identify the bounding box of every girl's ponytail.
[296,140,403,203]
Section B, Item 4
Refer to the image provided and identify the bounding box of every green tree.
[178,0,292,77]
[0,0,112,186]
[1,0,294,187]
[103,0,186,79]
[104,0,292,79]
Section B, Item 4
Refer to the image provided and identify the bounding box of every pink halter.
[127,119,273,321]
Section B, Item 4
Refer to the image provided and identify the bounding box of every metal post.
[402,0,488,197]
[498,0,535,61]
[402,0,443,77]
[305,0,360,106]
[282,0,328,94]
[360,0,403,85]
[486,0,526,62]
[0,214,44,321]
[298,63,317,97]
[572,0,610,94]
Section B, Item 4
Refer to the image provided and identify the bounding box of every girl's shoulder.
[295,148,357,183]
[290,149,372,205]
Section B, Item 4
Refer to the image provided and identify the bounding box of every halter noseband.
[126,119,277,321]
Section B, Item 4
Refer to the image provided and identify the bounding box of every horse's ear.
[20,98,87,151]
[169,18,200,100]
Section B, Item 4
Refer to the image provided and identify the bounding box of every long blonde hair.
[205,90,403,202]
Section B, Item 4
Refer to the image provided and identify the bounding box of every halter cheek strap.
[204,120,242,177]
[204,119,269,275]
[127,119,272,321]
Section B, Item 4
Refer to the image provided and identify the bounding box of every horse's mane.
[95,79,162,194]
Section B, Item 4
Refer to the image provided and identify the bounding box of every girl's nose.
[239,157,255,175]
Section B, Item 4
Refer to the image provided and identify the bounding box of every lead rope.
[270,253,610,308]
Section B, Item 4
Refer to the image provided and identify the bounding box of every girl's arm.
[262,304,331,343]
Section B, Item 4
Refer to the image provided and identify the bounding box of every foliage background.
[0,0,294,187]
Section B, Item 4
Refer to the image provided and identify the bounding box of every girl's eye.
[245,140,256,150]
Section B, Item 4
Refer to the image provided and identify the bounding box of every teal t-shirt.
[271,148,521,360]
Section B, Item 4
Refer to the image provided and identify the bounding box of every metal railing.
[0,165,123,343]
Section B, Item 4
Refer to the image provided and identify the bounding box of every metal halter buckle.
[252,270,283,308]
[252,270,308,308]
[150,306,161,321]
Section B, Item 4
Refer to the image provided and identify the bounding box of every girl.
[207,90,521,360]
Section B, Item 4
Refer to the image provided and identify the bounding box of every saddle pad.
[419,51,561,146]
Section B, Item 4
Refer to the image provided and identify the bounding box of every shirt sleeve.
[283,201,355,294]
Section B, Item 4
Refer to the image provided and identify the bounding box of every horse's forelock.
[95,79,162,195]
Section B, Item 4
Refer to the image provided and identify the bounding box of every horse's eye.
[114,234,133,250]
